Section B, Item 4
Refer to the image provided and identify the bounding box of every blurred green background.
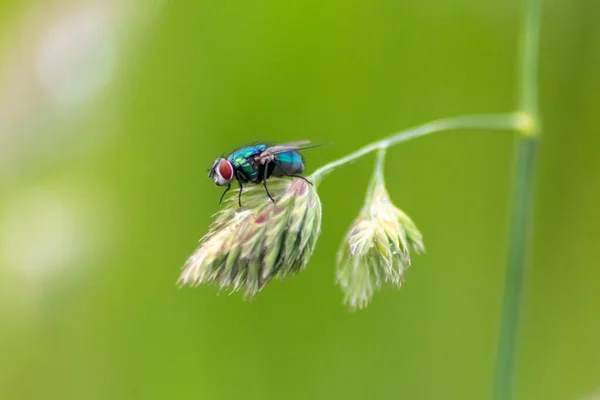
[1,0,599,399]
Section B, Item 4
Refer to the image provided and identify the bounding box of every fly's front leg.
[219,184,231,205]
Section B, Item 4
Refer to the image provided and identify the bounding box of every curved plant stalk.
[309,113,521,183]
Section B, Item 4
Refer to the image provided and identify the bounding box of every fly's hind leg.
[288,174,313,185]
[271,160,313,185]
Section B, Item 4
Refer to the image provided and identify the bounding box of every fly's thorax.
[228,145,266,167]
[230,156,260,183]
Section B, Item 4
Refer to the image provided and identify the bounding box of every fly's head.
[209,158,234,186]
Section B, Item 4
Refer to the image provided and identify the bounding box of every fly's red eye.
[219,160,233,180]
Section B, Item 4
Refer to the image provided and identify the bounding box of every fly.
[208,141,320,207]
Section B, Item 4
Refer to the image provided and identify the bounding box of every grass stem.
[493,137,538,400]
[493,0,542,399]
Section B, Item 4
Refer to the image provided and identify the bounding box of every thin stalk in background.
[493,0,542,399]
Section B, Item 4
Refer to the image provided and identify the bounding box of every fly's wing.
[256,141,321,162]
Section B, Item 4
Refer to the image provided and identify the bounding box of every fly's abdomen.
[272,151,304,176]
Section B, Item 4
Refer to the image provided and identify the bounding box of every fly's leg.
[263,179,275,203]
[237,177,244,208]
[288,174,313,185]
[262,161,275,203]
[219,184,231,205]
[271,160,313,185]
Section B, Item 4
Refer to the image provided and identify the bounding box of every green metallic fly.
[208,141,319,207]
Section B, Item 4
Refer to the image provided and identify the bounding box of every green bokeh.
[1,1,599,399]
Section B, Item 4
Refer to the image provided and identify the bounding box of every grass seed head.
[179,178,322,297]
[336,184,424,311]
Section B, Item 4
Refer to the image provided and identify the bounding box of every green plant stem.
[520,0,542,122]
[493,137,537,400]
[374,147,386,185]
[309,113,521,183]
[493,0,542,399]
[361,147,387,210]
